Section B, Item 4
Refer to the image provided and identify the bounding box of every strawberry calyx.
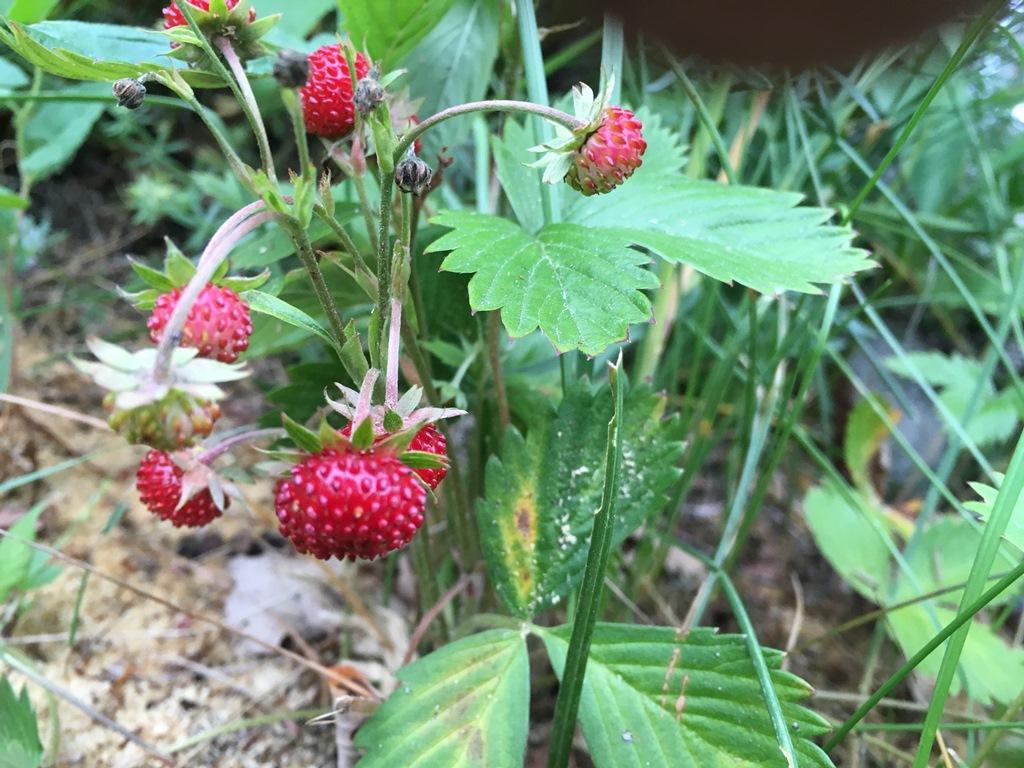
[162,0,279,62]
[119,238,269,312]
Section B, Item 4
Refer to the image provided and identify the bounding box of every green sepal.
[319,171,335,213]
[165,241,197,286]
[383,409,404,433]
[282,412,321,454]
[290,171,316,229]
[220,269,271,293]
[400,449,448,470]
[340,321,370,384]
[376,425,419,454]
[351,417,376,450]
[252,170,291,216]
[129,257,176,292]
[117,286,161,310]
[319,418,347,449]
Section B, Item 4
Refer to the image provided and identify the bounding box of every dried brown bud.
[112,78,146,110]
[273,49,309,89]
[354,75,386,115]
[395,153,433,197]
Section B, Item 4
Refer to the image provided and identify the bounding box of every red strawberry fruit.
[565,107,646,196]
[162,0,255,29]
[340,422,448,490]
[405,424,447,489]
[148,284,253,364]
[274,447,426,561]
[137,450,225,528]
[300,45,371,139]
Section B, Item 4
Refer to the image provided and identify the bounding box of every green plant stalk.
[843,1,1002,222]
[719,573,800,766]
[664,53,737,183]
[902,252,1024,553]
[635,75,731,381]
[374,177,396,367]
[176,1,269,177]
[410,515,444,637]
[156,72,251,186]
[600,14,624,103]
[514,0,561,225]
[393,100,583,165]
[349,171,379,256]
[824,557,1024,752]
[544,29,602,76]
[546,359,625,768]
[282,222,367,386]
[312,203,374,280]
[282,88,311,180]
[968,689,1024,767]
[910,429,1024,767]
[795,568,1018,651]
[216,37,275,183]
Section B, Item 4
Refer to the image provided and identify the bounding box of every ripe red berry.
[407,424,447,489]
[274,447,426,561]
[566,107,647,196]
[148,284,253,364]
[340,423,448,489]
[136,450,225,528]
[300,45,371,140]
[162,0,255,29]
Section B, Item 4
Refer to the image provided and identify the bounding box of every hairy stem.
[216,37,275,183]
[393,100,583,162]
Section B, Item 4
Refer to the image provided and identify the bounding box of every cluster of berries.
[100,1,648,563]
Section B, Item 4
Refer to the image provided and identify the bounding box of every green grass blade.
[546,357,626,768]
[910,429,1024,766]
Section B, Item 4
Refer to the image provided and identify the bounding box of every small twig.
[485,313,510,431]
[782,572,805,671]
[0,393,111,430]
[402,574,476,666]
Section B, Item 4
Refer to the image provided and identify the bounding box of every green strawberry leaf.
[887,602,1024,706]
[353,628,529,768]
[0,20,220,85]
[538,623,833,768]
[558,110,872,296]
[0,676,43,768]
[478,379,683,617]
[426,212,658,356]
[0,187,27,210]
[966,473,1024,554]
[18,82,106,182]
[0,504,45,605]
[342,0,457,66]
[886,351,1021,446]
[240,289,341,356]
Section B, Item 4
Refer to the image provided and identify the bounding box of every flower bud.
[112,78,146,110]
[273,49,310,89]
[354,74,386,116]
[395,153,433,197]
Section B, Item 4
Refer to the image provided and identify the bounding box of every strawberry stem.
[216,37,276,184]
[392,100,584,162]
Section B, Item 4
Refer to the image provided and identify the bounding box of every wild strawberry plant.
[0,1,918,765]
